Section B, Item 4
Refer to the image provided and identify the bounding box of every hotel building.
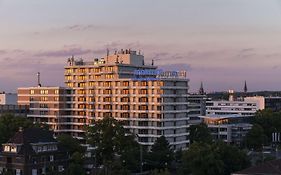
[18,50,190,150]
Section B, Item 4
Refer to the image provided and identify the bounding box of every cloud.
[34,47,93,57]
[158,63,191,71]
[65,24,101,31]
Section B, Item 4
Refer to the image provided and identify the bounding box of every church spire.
[199,81,205,95]
[244,80,248,93]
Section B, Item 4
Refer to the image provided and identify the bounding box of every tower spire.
[199,81,205,95]
[244,80,248,93]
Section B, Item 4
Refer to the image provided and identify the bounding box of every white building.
[206,96,265,116]
[0,92,17,105]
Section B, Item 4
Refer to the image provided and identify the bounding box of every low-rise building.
[199,114,252,146]
[0,128,68,175]
[206,96,265,116]
[0,92,17,105]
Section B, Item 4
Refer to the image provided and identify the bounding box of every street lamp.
[136,134,143,174]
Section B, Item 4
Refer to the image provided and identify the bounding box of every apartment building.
[17,87,88,138]
[18,50,190,150]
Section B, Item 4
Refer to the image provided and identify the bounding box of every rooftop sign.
[133,69,187,81]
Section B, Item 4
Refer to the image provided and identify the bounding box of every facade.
[0,105,29,117]
[18,50,190,150]
[264,96,281,112]
[17,87,84,138]
[0,128,68,175]
[199,114,252,145]
[206,96,265,116]
[0,92,17,105]
[188,94,206,125]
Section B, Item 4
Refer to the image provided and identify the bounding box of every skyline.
[1,0,281,92]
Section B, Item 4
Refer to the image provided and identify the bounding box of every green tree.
[148,136,174,171]
[86,116,140,173]
[0,114,33,144]
[246,124,267,150]
[66,152,86,175]
[189,123,212,144]
[180,142,250,175]
[56,134,85,154]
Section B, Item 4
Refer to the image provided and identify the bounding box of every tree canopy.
[0,113,33,144]
[86,116,140,173]
[189,123,212,144]
[148,136,174,171]
[180,142,250,175]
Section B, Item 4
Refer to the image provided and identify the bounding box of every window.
[121,89,129,94]
[4,145,10,152]
[122,81,129,86]
[30,90,35,94]
[54,90,59,94]
[40,90,48,95]
[32,169,37,175]
[139,97,148,102]
[121,97,130,102]
[58,166,64,172]
[50,155,54,162]
[139,89,148,94]
[40,97,48,101]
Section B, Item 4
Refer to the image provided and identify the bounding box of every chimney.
[37,72,42,87]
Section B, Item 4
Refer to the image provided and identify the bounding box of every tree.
[246,124,267,151]
[189,123,212,144]
[0,114,33,144]
[86,116,140,173]
[180,142,250,175]
[66,152,86,175]
[148,136,174,171]
[56,134,85,154]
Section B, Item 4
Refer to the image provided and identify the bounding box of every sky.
[1,0,281,93]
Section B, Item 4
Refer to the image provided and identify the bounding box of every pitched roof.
[233,159,281,175]
[7,127,56,144]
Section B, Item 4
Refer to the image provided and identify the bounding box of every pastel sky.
[1,0,281,93]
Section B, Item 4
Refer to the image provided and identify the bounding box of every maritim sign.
[132,69,187,81]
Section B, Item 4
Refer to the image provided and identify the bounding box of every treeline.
[0,114,252,175]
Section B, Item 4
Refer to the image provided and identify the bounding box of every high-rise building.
[19,50,190,150]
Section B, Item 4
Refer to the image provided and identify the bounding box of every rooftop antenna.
[152,59,154,66]
[106,48,109,63]
[37,72,42,87]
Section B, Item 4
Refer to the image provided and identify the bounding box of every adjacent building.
[0,92,17,105]
[18,50,190,150]
[206,96,265,116]
[188,94,206,125]
[0,128,68,175]
[0,92,28,117]
[199,114,252,146]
